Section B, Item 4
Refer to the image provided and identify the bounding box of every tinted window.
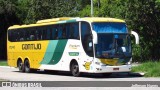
[8,22,80,42]
[68,23,79,39]
[81,22,93,57]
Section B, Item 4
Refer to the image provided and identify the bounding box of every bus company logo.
[69,52,79,56]
[69,44,80,49]
[22,43,41,50]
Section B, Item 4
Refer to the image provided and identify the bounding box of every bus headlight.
[95,61,106,66]
[95,62,101,65]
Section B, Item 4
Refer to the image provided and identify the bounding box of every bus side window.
[8,30,12,42]
[35,29,40,40]
[50,26,53,40]
[30,35,35,40]
[49,28,52,40]
[69,22,79,39]
[13,31,17,42]
[53,25,58,40]
[58,25,62,39]
[66,24,69,39]
[74,23,79,39]
[20,30,25,41]
[61,25,67,39]
[42,28,47,40]
[69,24,75,39]
[38,28,43,40]
[9,31,13,42]
[46,27,51,40]
[25,29,30,41]
[22,29,26,41]
[16,30,20,41]
[54,29,58,39]
[51,25,56,40]
[29,29,35,40]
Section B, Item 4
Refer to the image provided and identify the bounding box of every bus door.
[80,21,94,58]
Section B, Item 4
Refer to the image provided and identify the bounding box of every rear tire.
[24,59,31,73]
[71,62,81,77]
[18,60,24,72]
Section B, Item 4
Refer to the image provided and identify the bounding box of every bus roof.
[8,17,125,30]
[81,17,125,23]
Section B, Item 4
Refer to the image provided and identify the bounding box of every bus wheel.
[71,62,81,77]
[24,59,31,73]
[18,60,24,72]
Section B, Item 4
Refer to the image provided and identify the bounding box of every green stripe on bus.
[40,40,58,64]
[66,19,76,23]
[48,40,68,65]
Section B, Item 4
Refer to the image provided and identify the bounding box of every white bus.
[7,17,139,77]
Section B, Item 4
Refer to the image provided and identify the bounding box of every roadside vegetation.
[0,61,8,66]
[132,61,160,77]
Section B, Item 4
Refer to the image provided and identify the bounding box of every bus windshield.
[92,22,131,59]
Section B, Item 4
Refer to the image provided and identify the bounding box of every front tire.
[71,62,81,77]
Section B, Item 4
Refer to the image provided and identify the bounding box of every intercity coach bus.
[7,17,139,77]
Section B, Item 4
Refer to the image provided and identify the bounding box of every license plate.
[113,68,119,70]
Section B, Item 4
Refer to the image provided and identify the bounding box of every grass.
[0,61,8,66]
[132,61,160,77]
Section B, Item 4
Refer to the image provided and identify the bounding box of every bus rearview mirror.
[131,31,139,44]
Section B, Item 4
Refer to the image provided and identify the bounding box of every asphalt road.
[0,66,160,81]
[0,66,160,90]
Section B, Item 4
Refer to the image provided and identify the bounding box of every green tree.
[0,0,19,59]
[126,0,160,61]
[16,0,30,24]
[24,0,82,23]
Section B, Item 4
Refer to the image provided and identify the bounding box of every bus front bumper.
[93,65,131,73]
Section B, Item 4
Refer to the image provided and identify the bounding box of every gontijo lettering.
[22,43,41,50]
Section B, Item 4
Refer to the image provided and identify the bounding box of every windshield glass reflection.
[95,34,131,59]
